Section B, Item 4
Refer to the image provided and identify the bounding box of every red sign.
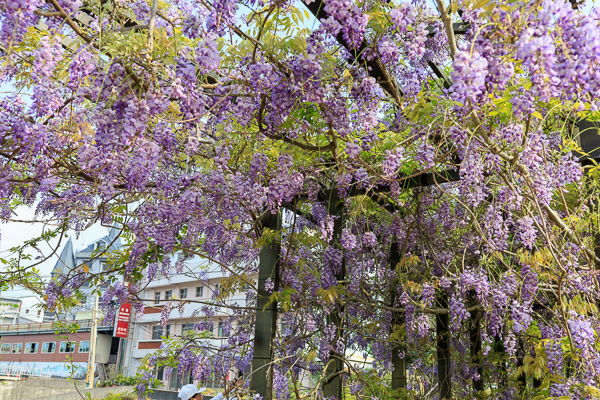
[114,303,131,338]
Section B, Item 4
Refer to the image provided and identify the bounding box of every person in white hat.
[178,384,206,400]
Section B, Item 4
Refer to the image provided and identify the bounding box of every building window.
[11,343,22,354]
[182,324,194,335]
[180,288,187,299]
[1,344,11,354]
[218,322,229,338]
[152,326,161,339]
[154,292,161,304]
[24,343,38,354]
[42,342,56,354]
[79,341,90,353]
[59,341,76,353]
[25,309,29,314]
[165,290,173,300]
[241,283,251,292]
[99,262,107,272]
[152,325,170,340]
[95,241,106,251]
[196,287,203,297]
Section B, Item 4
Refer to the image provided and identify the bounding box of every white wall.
[95,334,112,364]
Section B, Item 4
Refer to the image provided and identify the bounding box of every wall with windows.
[152,282,215,305]
[0,332,91,363]
[0,330,112,364]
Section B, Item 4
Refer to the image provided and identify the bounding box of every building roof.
[51,237,75,276]
[75,226,122,254]
[51,226,123,275]
[0,295,21,303]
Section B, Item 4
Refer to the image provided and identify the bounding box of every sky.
[0,204,109,297]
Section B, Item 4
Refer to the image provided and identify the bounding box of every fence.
[0,365,53,380]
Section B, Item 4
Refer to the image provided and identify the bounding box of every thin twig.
[434,0,458,59]
[146,0,159,59]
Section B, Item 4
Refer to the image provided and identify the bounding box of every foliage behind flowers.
[2,0,600,398]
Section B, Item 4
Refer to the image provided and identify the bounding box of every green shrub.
[101,392,136,400]
[115,374,137,386]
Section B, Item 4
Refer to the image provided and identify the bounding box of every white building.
[0,295,45,324]
[124,258,256,393]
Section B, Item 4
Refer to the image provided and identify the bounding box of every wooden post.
[494,336,508,388]
[389,242,407,391]
[323,195,346,400]
[250,212,282,400]
[436,295,451,400]
[470,310,483,395]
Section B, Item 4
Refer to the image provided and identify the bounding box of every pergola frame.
[248,1,600,399]
[5,1,600,399]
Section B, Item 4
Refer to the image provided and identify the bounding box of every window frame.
[152,326,162,340]
[180,288,187,299]
[41,342,56,354]
[218,322,230,338]
[164,290,173,300]
[78,341,90,353]
[0,343,11,354]
[59,341,76,353]
[241,283,251,292]
[196,286,203,297]
[24,342,39,354]
[154,291,161,304]
[11,343,22,354]
[182,323,194,335]
[152,325,170,340]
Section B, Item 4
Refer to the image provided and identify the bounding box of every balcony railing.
[0,319,113,333]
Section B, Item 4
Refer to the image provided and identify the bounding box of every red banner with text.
[114,302,131,338]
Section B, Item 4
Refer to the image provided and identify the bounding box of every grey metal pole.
[250,212,282,400]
